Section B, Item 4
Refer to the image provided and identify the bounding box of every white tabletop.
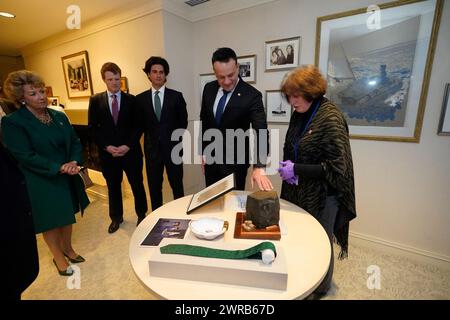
[129,192,331,300]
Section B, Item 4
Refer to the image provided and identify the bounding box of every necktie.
[154,90,162,121]
[111,94,119,125]
[215,90,229,126]
[160,241,276,264]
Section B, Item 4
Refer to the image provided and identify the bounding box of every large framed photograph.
[266,90,292,124]
[186,174,235,214]
[315,0,443,142]
[438,83,450,136]
[237,54,256,83]
[265,36,300,71]
[61,50,93,99]
[199,73,216,101]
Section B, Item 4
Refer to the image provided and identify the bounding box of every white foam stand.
[148,238,288,290]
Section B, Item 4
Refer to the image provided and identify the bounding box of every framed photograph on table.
[187,174,235,214]
[265,90,292,124]
[438,83,450,136]
[61,50,93,99]
[315,0,443,142]
[48,96,59,107]
[265,36,300,71]
[120,77,129,93]
[237,54,256,83]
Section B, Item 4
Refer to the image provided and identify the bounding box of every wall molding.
[21,0,277,57]
[21,0,164,57]
[349,231,450,269]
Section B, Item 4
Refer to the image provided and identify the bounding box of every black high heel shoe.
[63,253,85,263]
[53,259,74,276]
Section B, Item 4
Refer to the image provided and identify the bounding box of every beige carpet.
[22,193,450,300]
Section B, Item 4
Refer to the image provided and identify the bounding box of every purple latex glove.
[278,160,295,181]
[286,176,298,185]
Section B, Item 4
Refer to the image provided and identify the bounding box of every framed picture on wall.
[438,83,450,136]
[120,77,129,93]
[265,90,292,124]
[45,86,53,97]
[315,0,443,142]
[265,36,300,71]
[237,54,256,83]
[61,50,94,99]
[199,73,216,102]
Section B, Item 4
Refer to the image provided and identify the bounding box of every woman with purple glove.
[278,65,357,299]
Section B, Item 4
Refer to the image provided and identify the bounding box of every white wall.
[22,10,165,107]
[162,11,201,195]
[19,0,450,261]
[0,55,24,88]
[189,0,450,260]
[21,6,166,194]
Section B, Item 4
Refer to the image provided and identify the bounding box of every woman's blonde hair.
[281,65,327,102]
[3,70,45,105]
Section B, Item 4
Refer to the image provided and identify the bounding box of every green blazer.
[1,107,89,233]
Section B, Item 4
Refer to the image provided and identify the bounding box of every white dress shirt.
[213,78,239,117]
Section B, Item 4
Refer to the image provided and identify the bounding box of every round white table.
[129,192,331,300]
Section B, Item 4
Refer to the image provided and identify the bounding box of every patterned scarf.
[281,97,356,259]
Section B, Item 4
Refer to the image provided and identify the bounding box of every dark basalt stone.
[245,191,280,228]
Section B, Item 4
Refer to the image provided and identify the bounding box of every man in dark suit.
[136,57,188,211]
[88,62,147,233]
[200,47,273,191]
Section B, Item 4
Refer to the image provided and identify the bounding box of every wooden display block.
[149,238,288,290]
[234,212,281,240]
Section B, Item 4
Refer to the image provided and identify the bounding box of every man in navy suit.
[200,47,273,191]
[136,57,188,211]
[88,62,147,233]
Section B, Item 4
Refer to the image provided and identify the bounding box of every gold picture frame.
[120,76,129,93]
[438,83,450,136]
[186,174,235,214]
[265,36,300,72]
[61,50,94,99]
[315,0,443,142]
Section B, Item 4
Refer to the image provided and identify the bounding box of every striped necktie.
[111,94,119,125]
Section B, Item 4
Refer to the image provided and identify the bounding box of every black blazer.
[136,88,188,161]
[0,144,39,298]
[200,78,268,167]
[88,91,142,159]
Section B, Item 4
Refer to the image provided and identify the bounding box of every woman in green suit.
[2,70,90,276]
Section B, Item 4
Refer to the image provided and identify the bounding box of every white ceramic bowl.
[189,217,227,240]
